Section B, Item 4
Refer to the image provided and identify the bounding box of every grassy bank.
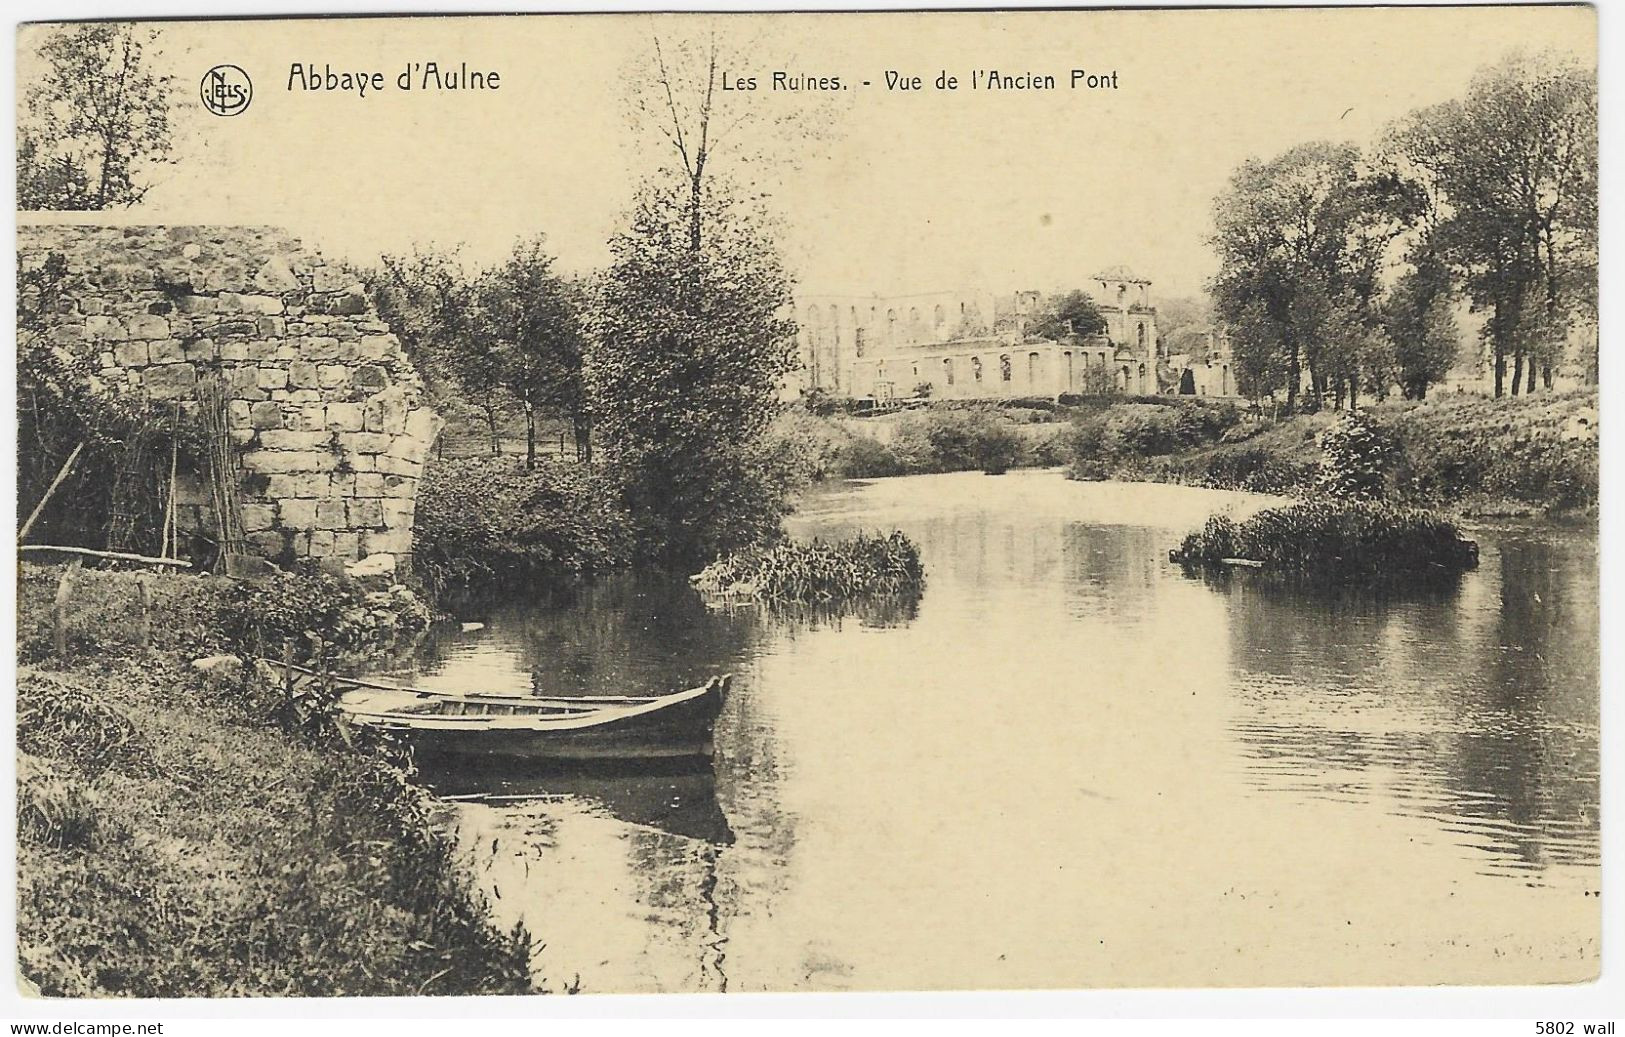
[769,401,1066,481]
[15,564,543,997]
[1062,390,1598,516]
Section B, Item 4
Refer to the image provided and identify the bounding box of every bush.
[837,434,906,478]
[218,571,431,663]
[414,456,634,592]
[1172,500,1479,581]
[890,407,1028,474]
[766,406,851,483]
[17,564,431,668]
[1317,410,1397,500]
[692,531,926,602]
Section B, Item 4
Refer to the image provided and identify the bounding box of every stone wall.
[18,221,440,573]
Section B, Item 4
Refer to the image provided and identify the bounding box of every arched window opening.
[855,328,867,358]
[1000,354,1013,382]
[934,304,946,329]
[1028,351,1040,383]
[972,356,984,382]
[1064,351,1075,388]
[943,357,955,385]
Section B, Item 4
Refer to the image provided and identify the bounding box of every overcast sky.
[18,8,1594,302]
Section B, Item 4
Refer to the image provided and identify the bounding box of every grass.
[1062,390,1598,516]
[14,564,543,997]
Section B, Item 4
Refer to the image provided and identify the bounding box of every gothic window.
[1028,352,1040,383]
[887,309,898,341]
[943,357,955,385]
[934,304,946,328]
[1064,351,1074,388]
[855,328,867,358]
[1137,324,1147,352]
[972,356,983,382]
[1000,354,1012,382]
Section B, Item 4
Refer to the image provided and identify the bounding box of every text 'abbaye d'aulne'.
[286,62,500,97]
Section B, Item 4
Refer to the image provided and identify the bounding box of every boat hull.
[354,683,725,762]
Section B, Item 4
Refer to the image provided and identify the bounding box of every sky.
[16,8,1597,303]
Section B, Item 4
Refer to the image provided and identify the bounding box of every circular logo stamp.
[201,65,252,117]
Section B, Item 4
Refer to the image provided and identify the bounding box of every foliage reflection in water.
[383,471,1598,992]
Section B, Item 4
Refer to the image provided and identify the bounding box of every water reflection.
[423,758,735,845]
[1213,528,1599,880]
[402,472,1597,990]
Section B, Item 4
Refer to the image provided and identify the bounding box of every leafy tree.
[1209,141,1413,412]
[1387,52,1596,397]
[18,24,173,210]
[1382,253,1460,400]
[590,180,798,567]
[479,239,592,466]
[590,28,811,566]
[364,248,504,453]
[1027,290,1107,341]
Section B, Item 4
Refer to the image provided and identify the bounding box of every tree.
[365,248,495,453]
[479,239,592,467]
[589,28,811,566]
[18,24,173,210]
[1382,253,1460,399]
[1209,141,1412,413]
[590,180,798,567]
[1387,52,1596,397]
[1027,290,1107,342]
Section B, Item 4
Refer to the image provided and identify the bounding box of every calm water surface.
[395,472,1599,991]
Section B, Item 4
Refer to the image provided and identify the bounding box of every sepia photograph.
[4,1,1609,1017]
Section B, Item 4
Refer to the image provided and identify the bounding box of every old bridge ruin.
[19,217,441,574]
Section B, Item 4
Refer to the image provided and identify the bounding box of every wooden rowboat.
[260,659,732,762]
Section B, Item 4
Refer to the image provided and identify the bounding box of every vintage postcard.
[10,5,1600,1002]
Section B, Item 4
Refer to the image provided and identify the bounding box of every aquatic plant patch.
[692,531,926,602]
[1172,501,1479,581]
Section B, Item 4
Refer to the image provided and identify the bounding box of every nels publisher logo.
[201,64,252,116]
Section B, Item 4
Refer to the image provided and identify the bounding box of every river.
[395,471,1599,992]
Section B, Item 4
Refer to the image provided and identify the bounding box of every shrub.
[1172,500,1478,581]
[766,406,851,483]
[837,434,906,478]
[890,407,1027,474]
[414,456,634,592]
[218,571,431,663]
[1317,410,1397,500]
[17,564,431,668]
[692,531,926,602]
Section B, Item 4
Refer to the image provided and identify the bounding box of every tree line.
[1211,51,1596,410]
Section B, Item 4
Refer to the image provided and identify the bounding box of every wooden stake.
[52,566,77,658]
[20,442,85,545]
[164,407,179,559]
[135,576,151,648]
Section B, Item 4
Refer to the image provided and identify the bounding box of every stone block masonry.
[18,220,442,571]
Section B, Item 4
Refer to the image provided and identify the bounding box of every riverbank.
[1062,390,1598,518]
[15,563,542,997]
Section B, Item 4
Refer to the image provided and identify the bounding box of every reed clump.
[692,531,926,602]
[1172,500,1479,581]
